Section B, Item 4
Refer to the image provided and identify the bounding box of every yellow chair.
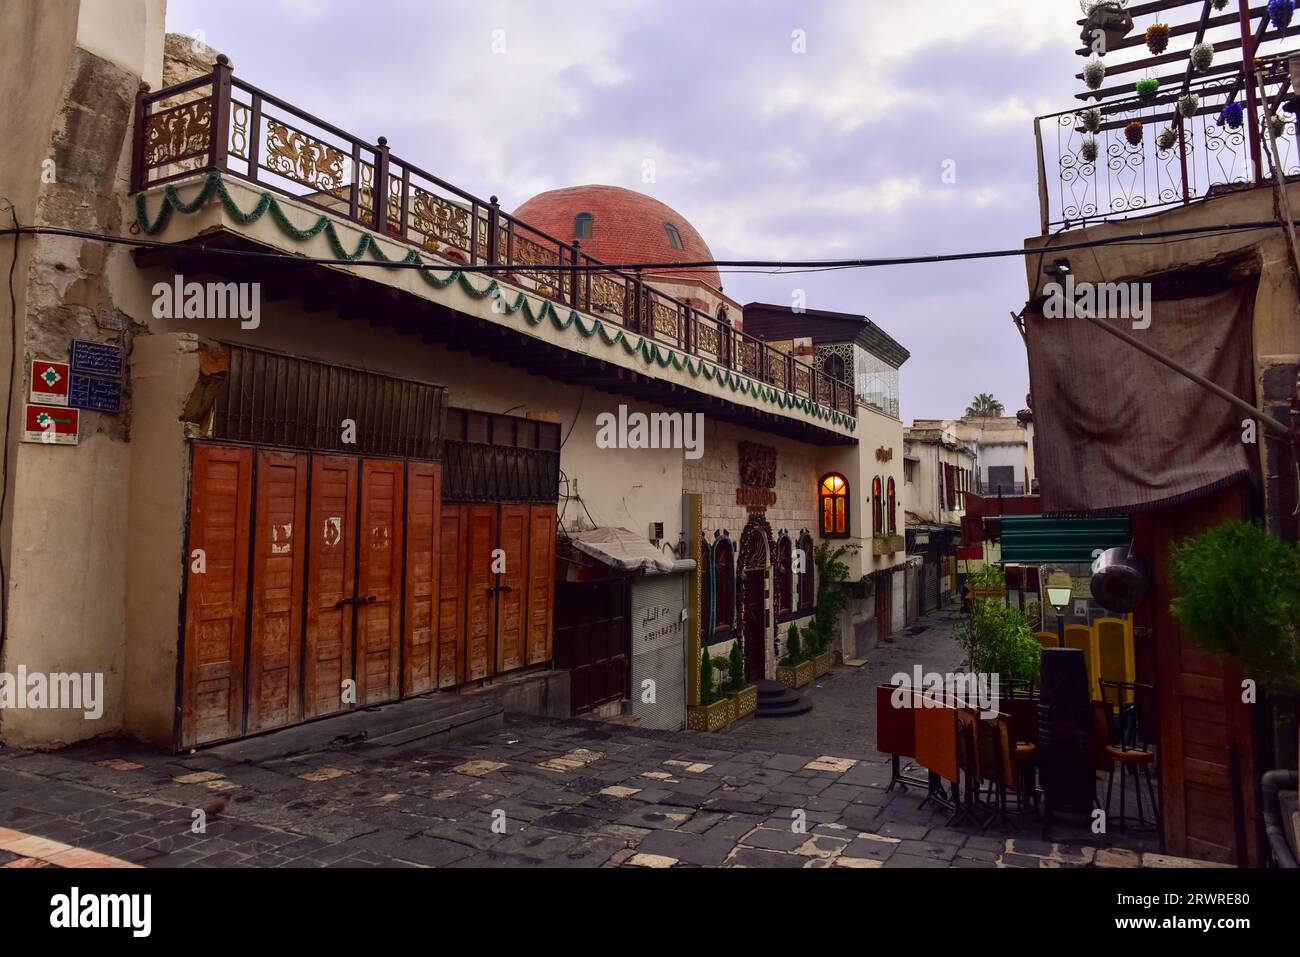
[1034,631,1057,650]
[1063,623,1099,691]
[1095,616,1136,691]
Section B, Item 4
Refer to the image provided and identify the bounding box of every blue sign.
[68,373,122,413]
[70,340,123,378]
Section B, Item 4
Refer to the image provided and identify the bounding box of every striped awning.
[998,515,1130,564]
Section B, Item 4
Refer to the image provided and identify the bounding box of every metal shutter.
[629,573,687,731]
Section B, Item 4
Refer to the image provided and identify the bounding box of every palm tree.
[965,393,1004,419]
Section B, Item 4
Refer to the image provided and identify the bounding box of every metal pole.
[1254,66,1300,292]
[1057,612,1066,649]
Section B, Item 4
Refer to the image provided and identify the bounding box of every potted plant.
[1222,101,1245,130]
[1269,114,1288,139]
[871,533,903,556]
[1157,126,1180,151]
[687,645,735,731]
[727,642,758,719]
[967,563,1008,601]
[1135,77,1159,103]
[803,618,834,678]
[1079,2,1134,54]
[1178,93,1200,118]
[1080,107,1102,133]
[1144,23,1171,55]
[1084,57,1107,91]
[1191,42,1214,74]
[1124,120,1144,145]
[1170,520,1300,692]
[957,598,1043,688]
[1269,0,1295,30]
[1081,138,1100,163]
[776,622,815,689]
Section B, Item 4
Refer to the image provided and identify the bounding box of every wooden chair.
[1007,690,1040,813]
[1097,680,1161,833]
[1095,616,1136,693]
[1064,624,1099,691]
[1034,630,1057,650]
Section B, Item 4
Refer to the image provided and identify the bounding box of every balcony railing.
[131,58,855,421]
[976,480,1026,497]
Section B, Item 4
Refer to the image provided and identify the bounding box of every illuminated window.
[887,477,897,535]
[714,536,734,633]
[574,212,594,239]
[797,531,815,610]
[872,476,883,535]
[665,223,684,249]
[819,473,850,539]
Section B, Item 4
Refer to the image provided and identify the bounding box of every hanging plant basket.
[1269,0,1295,31]
[1157,127,1179,151]
[1270,114,1288,139]
[1080,107,1102,133]
[1124,121,1144,146]
[1191,42,1215,73]
[1136,77,1159,103]
[1079,1,1134,54]
[1145,23,1171,55]
[1084,57,1107,91]
[1081,138,1100,163]
[1223,101,1245,130]
[1212,0,1228,9]
[1178,93,1200,118]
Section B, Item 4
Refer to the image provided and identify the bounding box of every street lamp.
[1045,569,1073,649]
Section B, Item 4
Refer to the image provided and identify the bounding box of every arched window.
[887,477,897,534]
[714,535,734,635]
[775,535,793,615]
[699,535,713,636]
[574,212,594,239]
[665,223,684,249]
[824,353,847,382]
[819,473,849,539]
[797,531,815,611]
[872,476,883,535]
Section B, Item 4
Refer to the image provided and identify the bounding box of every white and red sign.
[22,404,79,445]
[30,360,70,405]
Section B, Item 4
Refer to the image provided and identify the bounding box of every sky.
[164,0,1094,423]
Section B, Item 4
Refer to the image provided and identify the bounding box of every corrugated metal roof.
[998,515,1130,564]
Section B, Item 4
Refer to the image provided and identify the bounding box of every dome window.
[574,212,594,239]
[664,223,684,250]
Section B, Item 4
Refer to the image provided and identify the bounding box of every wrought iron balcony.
[131,58,855,421]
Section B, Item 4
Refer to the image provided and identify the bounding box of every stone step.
[756,698,813,718]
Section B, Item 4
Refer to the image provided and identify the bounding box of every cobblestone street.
[0,609,1184,870]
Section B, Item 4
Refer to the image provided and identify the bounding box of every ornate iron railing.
[1035,69,1299,232]
[131,58,855,422]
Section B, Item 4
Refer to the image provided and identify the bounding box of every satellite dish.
[1090,545,1149,613]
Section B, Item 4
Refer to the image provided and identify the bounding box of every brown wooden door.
[356,459,404,706]
[554,578,628,713]
[743,569,766,682]
[496,504,528,674]
[304,455,357,718]
[465,504,498,682]
[437,504,467,688]
[247,450,307,733]
[181,444,254,748]
[876,570,893,642]
[403,462,440,697]
[526,505,557,665]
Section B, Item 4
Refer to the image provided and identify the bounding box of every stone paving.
[0,608,1185,869]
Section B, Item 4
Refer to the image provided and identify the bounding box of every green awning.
[998,515,1130,564]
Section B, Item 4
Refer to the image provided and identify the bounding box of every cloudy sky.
[165,0,1095,423]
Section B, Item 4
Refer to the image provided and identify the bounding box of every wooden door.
[356,459,404,706]
[876,570,893,642]
[180,444,253,748]
[247,450,307,733]
[437,505,467,688]
[403,462,440,697]
[743,569,766,682]
[526,505,557,665]
[304,455,357,718]
[496,504,528,674]
[554,579,628,713]
[465,504,498,682]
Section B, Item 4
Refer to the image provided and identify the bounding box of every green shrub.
[781,622,803,666]
[699,646,715,705]
[1170,520,1300,690]
[728,642,745,692]
[958,598,1041,685]
[968,564,1006,589]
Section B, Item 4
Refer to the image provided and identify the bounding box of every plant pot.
[813,650,835,678]
[776,659,815,689]
[687,695,735,732]
[731,684,758,720]
[872,534,904,556]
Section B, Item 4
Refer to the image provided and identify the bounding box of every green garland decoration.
[136,172,857,430]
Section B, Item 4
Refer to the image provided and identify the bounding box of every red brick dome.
[513,185,722,293]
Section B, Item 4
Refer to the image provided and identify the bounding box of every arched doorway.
[737,515,775,683]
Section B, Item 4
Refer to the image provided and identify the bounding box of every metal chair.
[1097,680,1161,833]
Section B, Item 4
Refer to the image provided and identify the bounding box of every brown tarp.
[1026,261,1258,515]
